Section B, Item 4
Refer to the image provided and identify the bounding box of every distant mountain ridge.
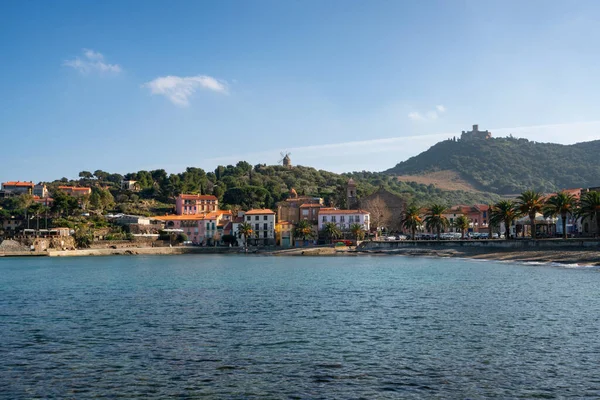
[385,136,600,194]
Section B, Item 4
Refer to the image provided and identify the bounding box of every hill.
[31,163,499,219]
[385,137,600,194]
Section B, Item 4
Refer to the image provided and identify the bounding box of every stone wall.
[358,239,600,251]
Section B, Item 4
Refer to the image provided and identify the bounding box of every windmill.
[278,151,292,168]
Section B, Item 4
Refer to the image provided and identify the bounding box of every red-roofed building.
[2,181,34,195]
[58,186,92,197]
[176,194,218,215]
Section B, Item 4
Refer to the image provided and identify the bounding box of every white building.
[244,209,276,246]
[318,209,370,231]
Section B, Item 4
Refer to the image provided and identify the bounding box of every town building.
[231,212,246,247]
[1,181,34,195]
[32,196,53,207]
[276,221,294,247]
[33,184,48,198]
[277,188,323,225]
[156,215,206,244]
[461,124,492,141]
[121,180,141,192]
[347,178,358,209]
[58,186,92,196]
[112,214,153,226]
[244,209,276,246]
[204,210,233,245]
[176,194,218,215]
[318,209,370,232]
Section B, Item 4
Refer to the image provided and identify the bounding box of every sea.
[1,255,599,399]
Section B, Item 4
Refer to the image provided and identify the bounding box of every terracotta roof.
[205,210,232,219]
[300,203,321,208]
[2,181,34,187]
[179,194,218,200]
[319,209,370,215]
[245,209,276,215]
[155,215,206,221]
[278,221,293,225]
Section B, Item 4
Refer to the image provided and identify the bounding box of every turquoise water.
[1,255,599,399]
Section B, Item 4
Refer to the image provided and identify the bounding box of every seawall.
[358,239,600,251]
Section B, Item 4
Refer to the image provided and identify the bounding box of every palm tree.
[423,204,449,240]
[516,190,544,239]
[453,215,470,239]
[350,223,365,241]
[401,205,422,240]
[238,222,253,248]
[578,191,600,237]
[293,219,314,242]
[543,191,578,239]
[489,200,518,240]
[323,222,342,244]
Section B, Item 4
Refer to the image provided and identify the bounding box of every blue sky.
[1,0,599,182]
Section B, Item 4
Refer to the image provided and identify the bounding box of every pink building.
[156,215,207,244]
[156,210,232,245]
[176,194,219,215]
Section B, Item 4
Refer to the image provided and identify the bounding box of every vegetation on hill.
[38,163,499,216]
[385,137,600,194]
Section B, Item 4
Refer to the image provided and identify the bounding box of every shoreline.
[1,245,600,266]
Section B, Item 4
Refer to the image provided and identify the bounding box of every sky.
[1,0,600,183]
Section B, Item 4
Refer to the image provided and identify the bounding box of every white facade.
[244,209,276,245]
[318,210,370,231]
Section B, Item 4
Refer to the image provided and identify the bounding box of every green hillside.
[37,163,498,218]
[385,137,600,194]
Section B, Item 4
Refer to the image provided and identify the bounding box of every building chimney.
[473,124,478,132]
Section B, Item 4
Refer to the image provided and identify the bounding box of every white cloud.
[409,104,447,121]
[63,49,121,74]
[143,75,228,106]
[408,111,425,121]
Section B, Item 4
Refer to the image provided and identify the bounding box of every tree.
[74,226,93,248]
[362,197,391,237]
[78,171,93,180]
[293,219,314,241]
[489,200,519,240]
[401,205,422,240]
[238,222,253,248]
[423,203,449,240]
[350,223,365,241]
[516,190,544,239]
[323,222,342,244]
[578,191,600,237]
[453,215,470,239]
[543,191,578,239]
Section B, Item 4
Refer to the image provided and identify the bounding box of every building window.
[255,223,259,231]
[247,216,251,221]
[349,216,354,223]
[255,216,259,221]
[332,216,336,223]
[263,231,268,238]
[302,209,308,216]
[322,216,327,222]
[264,215,268,220]
[264,223,268,230]
[340,216,345,223]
